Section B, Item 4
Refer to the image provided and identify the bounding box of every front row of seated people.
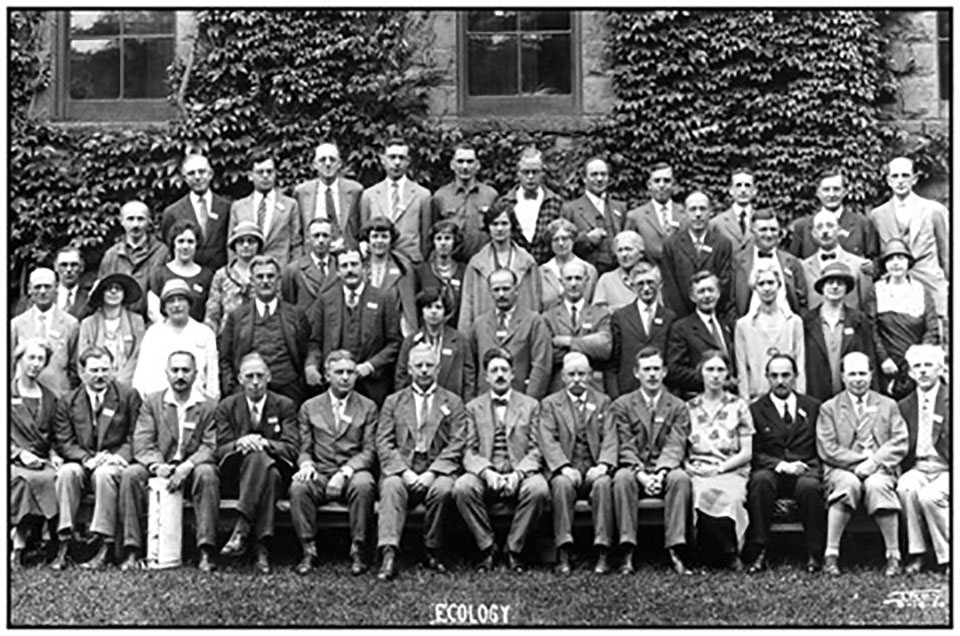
[11,332,948,579]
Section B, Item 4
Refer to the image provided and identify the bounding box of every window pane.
[123,10,176,35]
[466,11,517,33]
[69,39,120,99]
[520,34,571,95]
[70,11,120,37]
[467,34,518,95]
[519,11,570,31]
[938,10,950,38]
[124,38,175,98]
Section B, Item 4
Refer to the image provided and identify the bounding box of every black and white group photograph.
[5,6,952,627]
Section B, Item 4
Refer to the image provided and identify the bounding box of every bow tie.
[820,252,837,261]
[757,250,774,259]
[492,397,509,407]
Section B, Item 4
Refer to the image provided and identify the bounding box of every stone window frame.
[936,10,950,101]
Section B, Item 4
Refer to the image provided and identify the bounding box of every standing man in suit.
[817,351,908,577]
[358,138,431,265]
[51,346,141,570]
[465,268,552,400]
[290,350,378,576]
[304,248,402,406]
[281,218,340,311]
[215,353,299,574]
[605,262,675,399]
[542,260,611,393]
[539,352,617,574]
[744,353,824,573]
[161,154,231,271]
[228,148,302,268]
[12,267,79,397]
[99,200,169,318]
[869,156,949,319]
[219,255,310,405]
[729,209,807,320]
[801,210,875,315]
[293,142,363,246]
[454,348,549,572]
[665,271,733,398]
[709,167,758,255]
[505,146,566,265]
[788,168,879,267]
[610,346,693,575]
[802,262,877,402]
[568,157,627,274]
[53,247,93,319]
[431,142,499,263]
[118,351,220,572]
[624,162,686,265]
[661,191,733,317]
[896,344,950,575]
[375,343,468,579]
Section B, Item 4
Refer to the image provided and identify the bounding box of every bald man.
[99,200,170,318]
[161,154,232,271]
[293,142,363,245]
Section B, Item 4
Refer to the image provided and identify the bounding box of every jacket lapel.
[420,390,448,451]
[96,384,120,449]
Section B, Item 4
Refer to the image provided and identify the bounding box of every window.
[56,10,177,121]
[459,10,580,116]
[937,11,950,100]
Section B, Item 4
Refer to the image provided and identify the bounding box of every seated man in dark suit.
[454,348,549,573]
[290,350,378,575]
[119,351,220,572]
[610,346,692,575]
[665,271,733,398]
[567,157,627,274]
[51,346,142,570]
[215,353,299,574]
[161,154,231,271]
[375,343,468,580]
[219,254,311,405]
[539,352,617,574]
[605,261,675,399]
[744,353,824,573]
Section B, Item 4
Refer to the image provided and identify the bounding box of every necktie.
[820,252,836,262]
[390,182,401,219]
[758,250,774,259]
[576,398,587,426]
[256,195,267,230]
[738,210,747,236]
[782,406,793,426]
[497,311,508,331]
[251,404,261,428]
[346,289,357,309]
[92,393,103,419]
[333,399,344,434]
[660,205,671,234]
[318,259,326,279]
[570,304,578,330]
[709,317,727,355]
[324,187,338,226]
[196,197,209,238]
[37,313,47,339]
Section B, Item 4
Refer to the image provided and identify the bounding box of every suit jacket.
[161,192,232,270]
[611,388,689,473]
[665,311,734,396]
[133,389,217,467]
[505,186,568,265]
[11,382,58,460]
[228,190,302,267]
[467,309,553,401]
[605,300,675,399]
[464,390,542,475]
[898,383,950,470]
[14,275,96,319]
[280,253,339,311]
[11,306,80,397]
[218,300,310,396]
[624,200,687,264]
[78,309,146,387]
[297,390,378,475]
[373,254,418,335]
[709,206,754,254]
[802,306,876,402]
[377,385,467,476]
[661,227,733,317]
[395,326,470,399]
[730,248,807,319]
[213,391,299,477]
[817,389,908,474]
[567,194,627,273]
[749,393,821,474]
[457,242,542,333]
[542,302,611,393]
[54,381,141,464]
[538,386,617,474]
[359,177,432,264]
[802,248,875,315]
[787,207,879,262]
[293,176,363,243]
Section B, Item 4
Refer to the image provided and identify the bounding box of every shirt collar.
[636,298,657,314]
[163,387,205,410]
[566,298,584,314]
[918,383,941,403]
[190,191,211,207]
[640,388,661,409]
[454,180,479,196]
[247,395,267,413]
[567,390,588,405]
[85,386,106,404]
[847,391,868,405]
[491,389,513,404]
[769,392,796,415]
[345,282,365,299]
[584,190,605,211]
[412,383,438,397]
[695,309,716,327]
[388,176,408,190]
[516,187,543,203]
[732,203,752,216]
[255,298,278,316]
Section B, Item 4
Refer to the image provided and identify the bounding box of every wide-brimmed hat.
[813,261,855,294]
[87,272,143,309]
[228,221,265,250]
[160,278,195,304]
[880,239,915,268]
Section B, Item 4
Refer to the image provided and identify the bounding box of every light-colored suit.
[466,309,553,400]
[11,306,79,397]
[802,248,875,315]
[228,190,302,267]
[293,176,363,243]
[624,200,687,264]
[359,178,431,264]
[709,206,754,254]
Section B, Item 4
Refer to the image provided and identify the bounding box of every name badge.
[668,220,680,227]
[102,407,116,418]
[451,279,461,288]
[11,397,22,406]
[798,408,807,419]
[700,245,713,253]
[184,421,196,430]
[208,211,219,219]
[839,228,850,237]
[366,301,378,310]
[864,406,877,414]
[192,284,204,293]
[123,335,134,342]
[268,416,279,424]
[276,202,285,212]
[653,317,663,325]
[586,402,597,411]
[340,414,353,423]
[49,330,61,339]
[934,413,944,422]
[440,404,451,416]
[441,348,453,356]
[581,322,593,330]
[388,267,400,276]
[496,330,508,340]
[654,416,665,424]
[843,327,854,335]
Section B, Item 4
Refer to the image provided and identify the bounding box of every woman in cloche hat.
[205,221,264,333]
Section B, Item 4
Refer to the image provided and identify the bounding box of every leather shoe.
[477,546,495,572]
[619,550,636,575]
[119,549,140,572]
[198,550,217,573]
[594,547,611,575]
[220,529,247,558]
[746,549,766,574]
[10,548,24,571]
[823,555,840,577]
[296,551,316,575]
[507,551,525,573]
[254,544,271,575]
[726,554,744,573]
[884,556,901,577]
[49,542,71,571]
[377,547,397,581]
[806,554,822,573]
[79,542,110,571]
[904,557,924,575]
[425,549,447,573]
[668,547,692,575]
[556,546,571,575]
[350,548,368,576]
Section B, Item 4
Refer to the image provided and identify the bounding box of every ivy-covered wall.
[8,9,950,303]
